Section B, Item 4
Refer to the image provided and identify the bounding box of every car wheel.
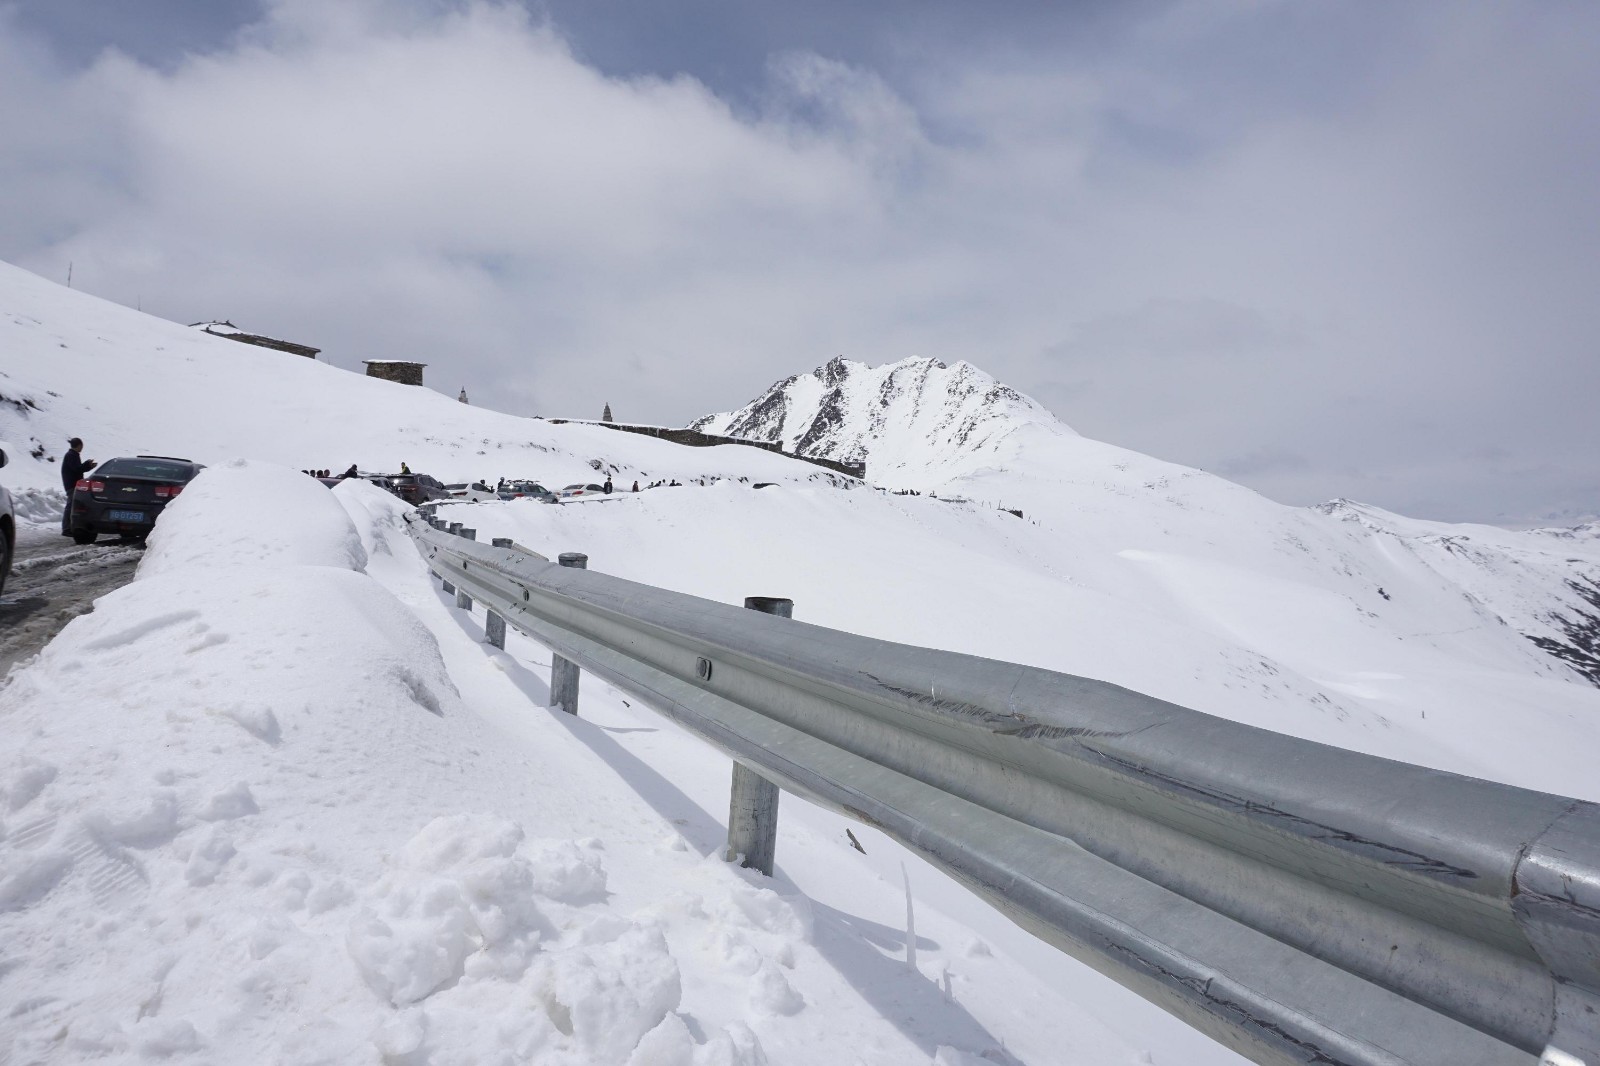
[72,528,97,546]
[0,524,11,597]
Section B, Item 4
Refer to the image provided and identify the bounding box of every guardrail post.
[440,524,456,594]
[485,609,507,649]
[549,553,588,714]
[455,528,476,610]
[725,596,792,876]
[483,539,513,649]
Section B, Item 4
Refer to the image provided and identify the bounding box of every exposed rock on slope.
[690,356,1068,483]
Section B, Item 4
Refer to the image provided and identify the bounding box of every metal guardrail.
[406,511,1600,1066]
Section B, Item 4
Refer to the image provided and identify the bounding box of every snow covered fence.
[408,512,1600,1066]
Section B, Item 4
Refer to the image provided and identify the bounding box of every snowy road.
[0,526,142,679]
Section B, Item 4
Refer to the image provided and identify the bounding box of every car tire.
[72,528,97,546]
[0,524,11,598]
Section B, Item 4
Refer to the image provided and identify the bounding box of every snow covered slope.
[689,356,1064,483]
[0,261,852,505]
[696,355,1600,701]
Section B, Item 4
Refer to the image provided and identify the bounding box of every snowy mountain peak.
[690,355,1070,482]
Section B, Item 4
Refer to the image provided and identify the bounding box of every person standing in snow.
[60,437,96,535]
[631,480,639,492]
[603,477,613,494]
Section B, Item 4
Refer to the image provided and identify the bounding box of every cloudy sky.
[3,0,1596,524]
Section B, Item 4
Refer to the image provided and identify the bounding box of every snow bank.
[138,459,367,577]
[7,487,63,525]
[0,462,781,1064]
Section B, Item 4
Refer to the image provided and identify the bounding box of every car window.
[96,458,195,480]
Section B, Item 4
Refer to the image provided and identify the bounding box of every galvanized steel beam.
[405,513,1599,1066]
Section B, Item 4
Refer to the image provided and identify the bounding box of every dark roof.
[193,320,320,358]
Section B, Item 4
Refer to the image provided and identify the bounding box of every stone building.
[602,403,614,423]
[363,360,426,386]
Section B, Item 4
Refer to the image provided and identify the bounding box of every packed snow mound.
[0,465,738,1064]
[690,355,1070,482]
[0,259,856,500]
[138,459,369,578]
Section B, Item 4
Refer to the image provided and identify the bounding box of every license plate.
[108,509,147,523]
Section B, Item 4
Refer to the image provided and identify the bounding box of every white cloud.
[2,0,1597,522]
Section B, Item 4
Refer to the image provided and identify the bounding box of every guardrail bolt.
[725,595,792,876]
[549,553,588,715]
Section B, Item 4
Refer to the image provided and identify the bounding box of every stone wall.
[545,420,867,479]
[364,361,425,386]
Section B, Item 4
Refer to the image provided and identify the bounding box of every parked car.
[444,482,498,502]
[0,444,13,597]
[559,483,607,499]
[383,473,450,506]
[67,455,205,544]
[500,480,558,503]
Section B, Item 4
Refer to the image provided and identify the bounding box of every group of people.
[302,465,361,479]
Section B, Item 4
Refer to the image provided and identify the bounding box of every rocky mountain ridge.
[689,355,1068,483]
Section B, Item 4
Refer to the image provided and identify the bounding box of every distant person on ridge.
[60,437,96,536]
[400,462,411,474]
[603,477,613,494]
[340,464,359,479]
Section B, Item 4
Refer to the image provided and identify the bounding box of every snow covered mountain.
[690,355,1067,484]
[695,355,1600,695]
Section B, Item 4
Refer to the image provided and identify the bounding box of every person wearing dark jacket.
[61,437,96,535]
[340,464,359,479]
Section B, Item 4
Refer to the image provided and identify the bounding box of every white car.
[444,482,498,502]
[559,483,608,499]
[0,444,13,597]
